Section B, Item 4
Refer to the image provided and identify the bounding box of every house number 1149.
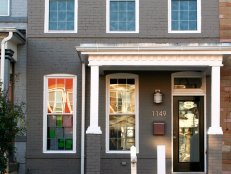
[152,110,167,117]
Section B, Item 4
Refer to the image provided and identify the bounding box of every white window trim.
[106,0,139,33]
[43,74,77,153]
[105,73,139,154]
[168,0,201,33]
[0,0,10,16]
[44,0,78,33]
[171,71,206,95]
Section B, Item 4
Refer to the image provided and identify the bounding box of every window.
[106,74,139,153]
[43,75,77,153]
[172,72,206,95]
[0,0,9,16]
[44,0,77,33]
[106,0,139,33]
[168,0,201,33]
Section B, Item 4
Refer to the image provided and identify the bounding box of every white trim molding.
[106,0,139,33]
[44,0,78,33]
[168,0,201,33]
[43,74,77,153]
[171,71,206,95]
[88,55,223,67]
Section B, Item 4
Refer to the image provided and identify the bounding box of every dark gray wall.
[26,38,82,173]
[99,71,172,174]
[27,38,212,173]
[27,0,217,172]
[28,0,219,42]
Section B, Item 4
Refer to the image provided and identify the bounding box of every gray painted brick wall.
[14,43,27,174]
[26,38,82,173]
[11,0,27,17]
[26,0,222,173]
[28,0,220,42]
[86,135,101,174]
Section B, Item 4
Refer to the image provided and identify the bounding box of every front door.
[173,96,204,172]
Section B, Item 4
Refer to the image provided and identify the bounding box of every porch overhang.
[76,43,228,135]
[76,43,231,67]
[0,28,26,62]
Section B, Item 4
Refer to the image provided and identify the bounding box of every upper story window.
[44,0,77,33]
[106,74,139,153]
[43,74,77,153]
[106,0,139,33]
[0,0,10,16]
[168,0,201,33]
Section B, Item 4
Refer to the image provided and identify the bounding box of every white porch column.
[208,66,223,135]
[86,65,102,134]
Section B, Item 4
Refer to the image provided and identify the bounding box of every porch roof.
[76,43,228,67]
[76,43,231,55]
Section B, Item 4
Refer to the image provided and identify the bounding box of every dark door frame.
[172,96,205,172]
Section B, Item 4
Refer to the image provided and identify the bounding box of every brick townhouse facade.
[1,0,231,174]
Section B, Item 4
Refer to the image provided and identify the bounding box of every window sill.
[168,30,201,34]
[43,150,76,154]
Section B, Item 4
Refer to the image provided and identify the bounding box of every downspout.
[1,31,13,91]
[77,51,86,174]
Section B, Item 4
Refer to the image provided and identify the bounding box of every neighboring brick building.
[1,0,231,173]
[0,0,27,173]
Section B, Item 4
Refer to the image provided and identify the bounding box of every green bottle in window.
[65,139,73,150]
[58,139,65,150]
[49,128,56,138]
[56,115,62,127]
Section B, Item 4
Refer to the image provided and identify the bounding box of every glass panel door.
[173,96,204,172]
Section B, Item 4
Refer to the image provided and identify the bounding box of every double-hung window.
[169,0,201,33]
[107,0,139,33]
[44,0,77,33]
[106,74,139,153]
[43,74,77,153]
[0,0,10,16]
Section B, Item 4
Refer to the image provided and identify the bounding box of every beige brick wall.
[221,67,231,171]
[220,0,231,42]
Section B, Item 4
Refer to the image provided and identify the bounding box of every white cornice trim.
[82,51,231,56]
[88,55,223,67]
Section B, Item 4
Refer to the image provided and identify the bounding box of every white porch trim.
[88,55,223,67]
[86,65,102,134]
[77,44,227,135]
[208,66,223,135]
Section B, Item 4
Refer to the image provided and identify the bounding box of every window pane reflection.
[109,79,135,114]
[109,115,135,150]
[174,78,202,89]
[178,100,200,162]
[109,78,136,151]
[47,77,74,151]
